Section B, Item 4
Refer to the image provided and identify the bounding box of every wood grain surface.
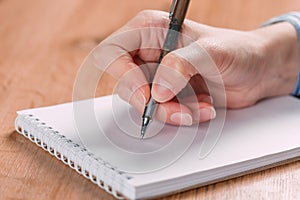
[1,0,300,199]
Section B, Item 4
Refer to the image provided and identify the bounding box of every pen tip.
[140,126,146,140]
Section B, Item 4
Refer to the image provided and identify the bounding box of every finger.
[151,46,199,103]
[152,42,222,103]
[155,99,216,126]
[179,94,215,123]
[89,11,172,108]
[92,11,171,72]
[114,63,150,114]
[116,78,148,115]
[185,102,216,123]
[155,101,193,126]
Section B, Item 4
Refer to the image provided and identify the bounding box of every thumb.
[151,46,198,103]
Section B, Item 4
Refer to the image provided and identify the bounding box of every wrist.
[252,22,299,98]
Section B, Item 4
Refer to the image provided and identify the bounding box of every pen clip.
[169,0,177,20]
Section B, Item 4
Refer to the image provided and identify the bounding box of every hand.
[93,10,298,126]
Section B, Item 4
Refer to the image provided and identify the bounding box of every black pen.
[140,0,190,138]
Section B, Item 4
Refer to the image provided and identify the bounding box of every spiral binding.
[15,114,131,199]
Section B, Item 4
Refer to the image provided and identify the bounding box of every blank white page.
[18,95,300,199]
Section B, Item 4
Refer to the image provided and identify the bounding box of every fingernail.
[200,107,216,120]
[170,112,193,126]
[153,77,173,102]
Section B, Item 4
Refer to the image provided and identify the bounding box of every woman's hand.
[93,10,298,126]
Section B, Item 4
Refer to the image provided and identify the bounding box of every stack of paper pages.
[15,95,300,199]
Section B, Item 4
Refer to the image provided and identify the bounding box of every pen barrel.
[142,98,158,119]
[145,1,188,110]
[157,20,181,64]
[157,0,190,73]
[144,25,180,122]
[171,0,190,26]
[140,0,190,137]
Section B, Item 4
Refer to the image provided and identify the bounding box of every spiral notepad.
[15,95,300,199]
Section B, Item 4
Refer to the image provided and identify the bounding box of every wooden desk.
[1,0,300,199]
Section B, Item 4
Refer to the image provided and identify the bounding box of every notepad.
[15,95,300,199]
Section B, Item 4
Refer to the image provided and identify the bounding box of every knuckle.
[133,10,169,27]
[164,54,194,80]
[136,10,164,18]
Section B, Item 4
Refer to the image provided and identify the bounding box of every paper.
[18,95,300,199]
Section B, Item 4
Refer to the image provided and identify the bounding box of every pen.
[140,0,190,138]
